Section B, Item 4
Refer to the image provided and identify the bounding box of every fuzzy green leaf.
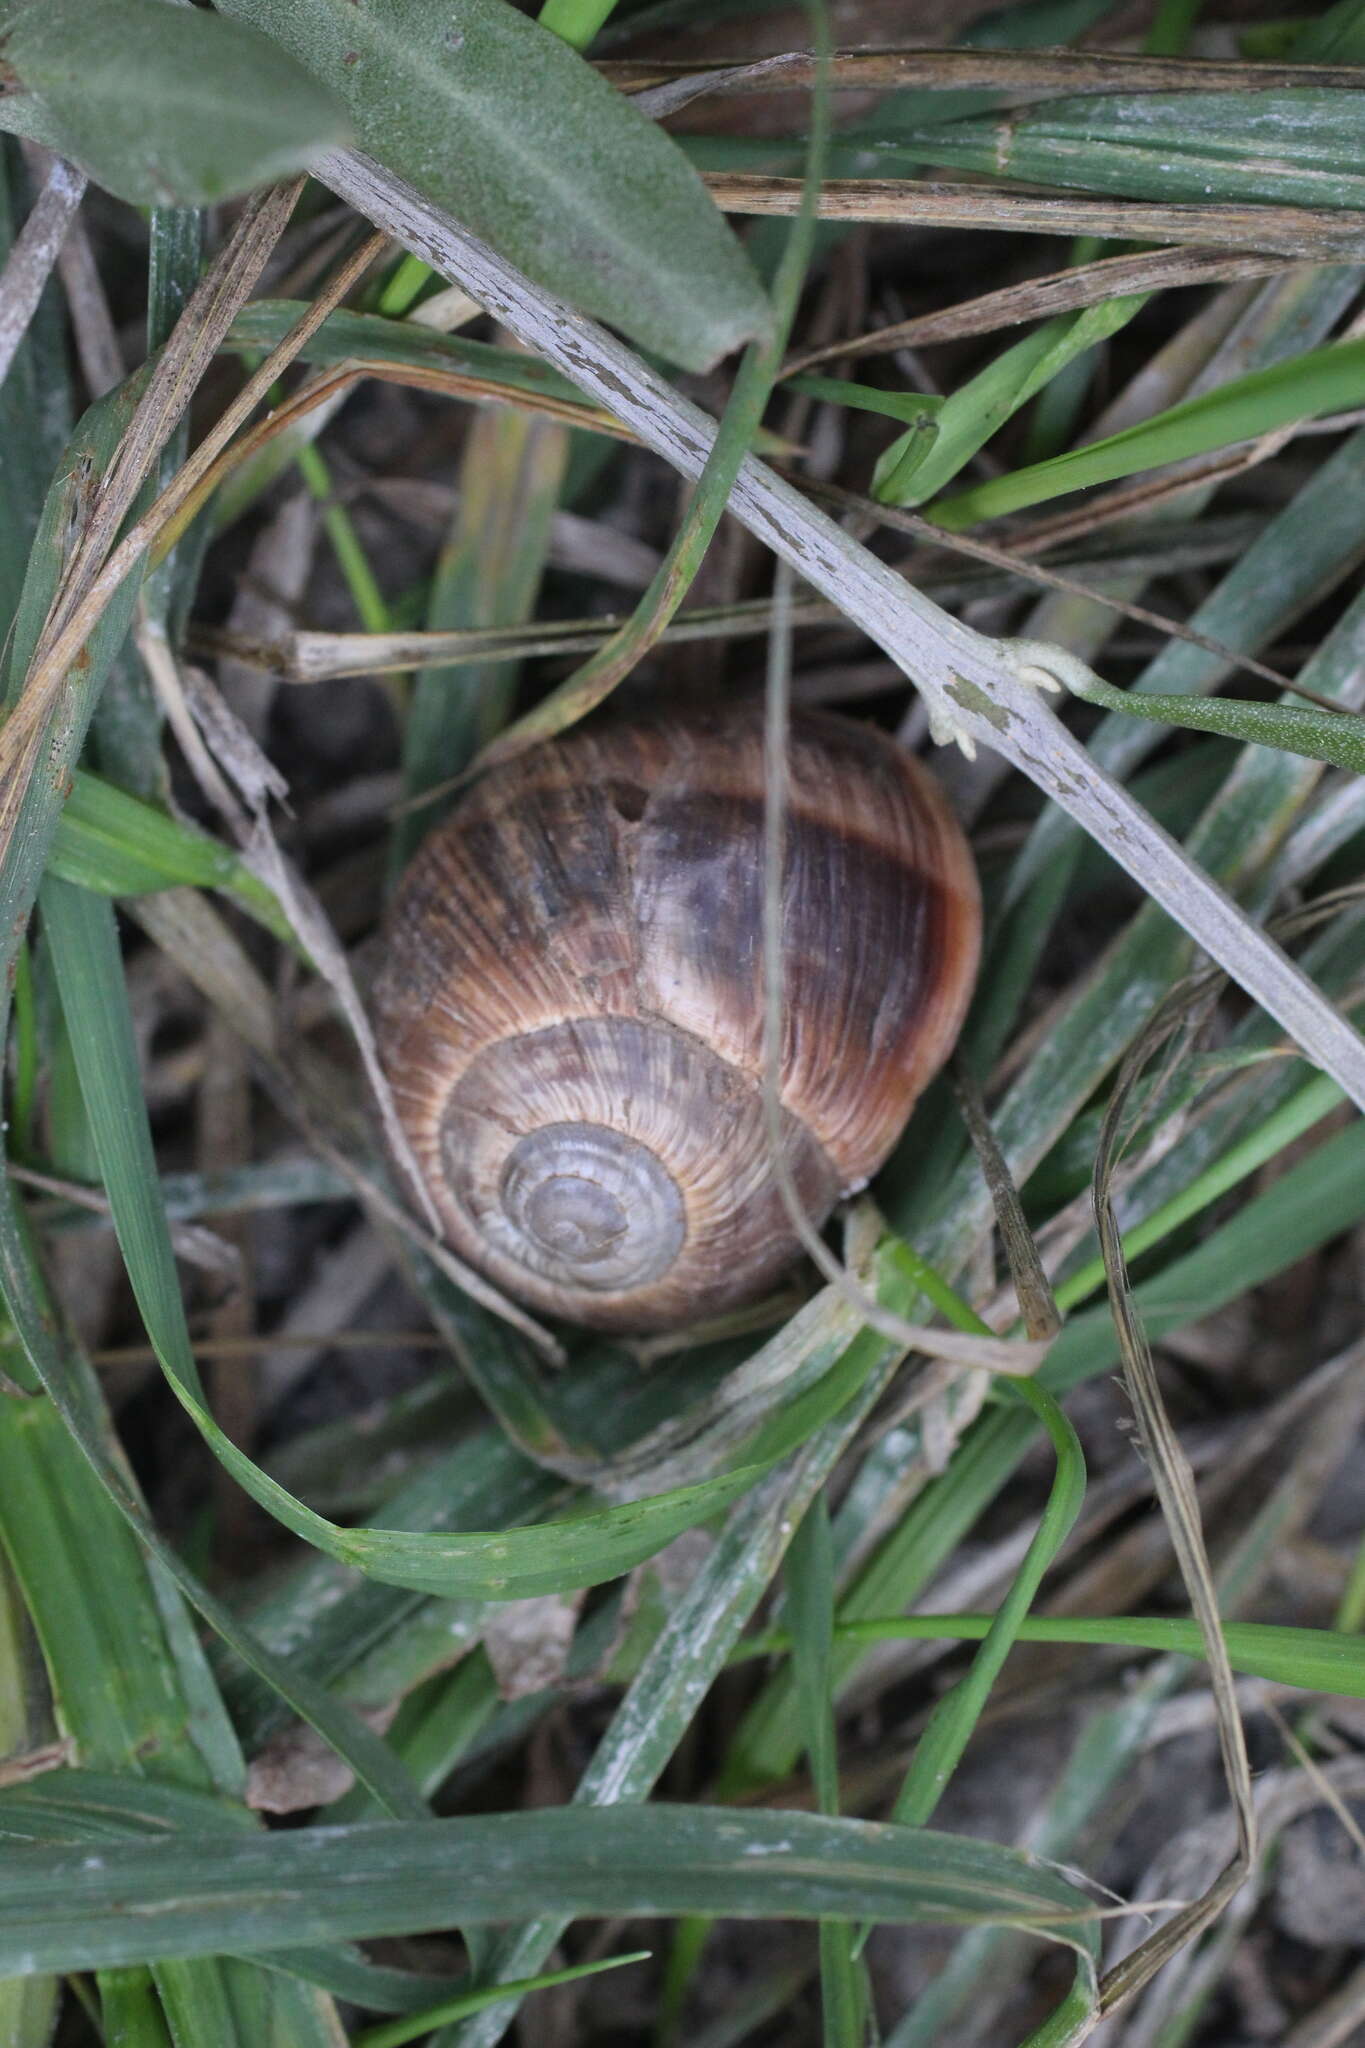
[217,0,770,370]
[0,0,351,206]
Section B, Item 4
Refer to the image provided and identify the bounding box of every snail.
[375,703,980,1332]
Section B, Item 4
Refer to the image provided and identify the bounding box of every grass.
[0,2,1364,2044]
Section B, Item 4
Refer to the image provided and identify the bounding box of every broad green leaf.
[0,0,350,206]
[936,329,1365,526]
[0,1798,1096,1972]
[216,0,769,370]
[891,88,1365,210]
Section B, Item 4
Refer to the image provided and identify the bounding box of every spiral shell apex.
[375,704,980,1332]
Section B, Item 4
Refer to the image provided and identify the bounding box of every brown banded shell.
[375,704,980,1331]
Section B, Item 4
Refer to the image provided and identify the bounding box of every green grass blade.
[355,1953,651,2047]
[937,329,1365,527]
[787,1496,865,2044]
[39,874,803,1602]
[0,1801,1098,1972]
[100,1969,175,2048]
[875,295,1145,506]
[50,770,291,938]
[1064,669,1365,775]
[394,408,568,868]
[745,1615,1365,1699]
[224,302,635,428]
[889,1377,1086,1829]
[890,88,1365,210]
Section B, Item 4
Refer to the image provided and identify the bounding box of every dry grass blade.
[785,249,1297,374]
[54,208,125,399]
[161,354,635,551]
[1091,989,1258,2018]
[704,177,1365,260]
[606,46,1365,99]
[0,148,86,389]
[949,1060,1059,1343]
[194,594,841,684]
[52,181,305,634]
[318,148,1365,1116]
[0,214,385,888]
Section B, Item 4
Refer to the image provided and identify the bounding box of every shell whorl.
[498,1125,684,1293]
[375,704,980,1332]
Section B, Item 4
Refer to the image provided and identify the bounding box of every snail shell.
[375,704,980,1332]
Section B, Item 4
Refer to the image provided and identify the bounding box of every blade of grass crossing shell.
[37,879,800,1602]
[787,1495,866,2043]
[469,0,832,771]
